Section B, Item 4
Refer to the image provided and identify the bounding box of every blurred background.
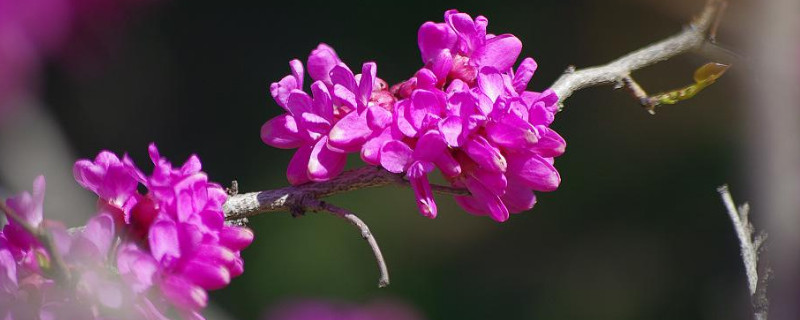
[0,0,791,319]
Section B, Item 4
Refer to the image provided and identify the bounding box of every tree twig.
[550,0,727,108]
[223,166,468,221]
[620,75,657,114]
[717,185,769,320]
[304,199,390,288]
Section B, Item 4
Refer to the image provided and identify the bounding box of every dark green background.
[43,0,751,319]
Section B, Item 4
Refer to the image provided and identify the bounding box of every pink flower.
[387,10,565,222]
[3,145,253,319]
[415,10,522,86]
[262,10,566,222]
[262,45,390,185]
[73,143,254,318]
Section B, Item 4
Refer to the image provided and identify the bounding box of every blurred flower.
[263,298,425,320]
[74,143,254,318]
[262,9,566,222]
[1,143,253,319]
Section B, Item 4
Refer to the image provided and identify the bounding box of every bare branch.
[304,199,390,288]
[620,76,658,114]
[717,185,769,320]
[223,166,468,221]
[551,0,727,107]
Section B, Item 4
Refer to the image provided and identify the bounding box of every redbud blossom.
[260,10,566,222]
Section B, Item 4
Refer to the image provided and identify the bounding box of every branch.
[0,199,71,284]
[221,0,730,288]
[222,166,461,288]
[223,166,467,221]
[550,0,727,108]
[717,185,770,320]
[304,200,390,288]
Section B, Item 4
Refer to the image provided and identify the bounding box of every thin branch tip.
[717,185,770,320]
[552,0,730,108]
[305,200,391,288]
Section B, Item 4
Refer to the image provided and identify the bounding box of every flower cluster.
[261,10,565,222]
[0,144,253,319]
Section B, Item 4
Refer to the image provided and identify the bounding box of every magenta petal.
[446,78,470,94]
[285,90,313,117]
[6,175,46,227]
[415,68,437,89]
[470,169,507,195]
[454,195,489,216]
[219,226,254,251]
[161,276,208,311]
[485,114,538,149]
[289,59,304,87]
[465,178,509,222]
[366,106,393,131]
[502,179,536,213]
[507,152,561,191]
[117,243,158,293]
[507,98,530,121]
[475,15,488,39]
[328,110,372,152]
[310,81,334,121]
[407,163,437,218]
[308,137,347,182]
[537,89,559,110]
[472,34,522,71]
[379,140,413,173]
[73,152,138,206]
[260,114,304,149]
[298,112,331,137]
[307,43,341,84]
[439,116,464,147]
[80,213,115,257]
[447,13,479,52]
[430,50,454,86]
[418,21,457,63]
[464,136,507,172]
[0,247,18,292]
[410,90,440,130]
[330,65,357,92]
[287,145,313,185]
[181,260,231,290]
[413,130,447,162]
[530,128,566,157]
[228,254,245,277]
[434,151,462,178]
[149,219,180,262]
[361,127,393,165]
[394,100,418,138]
[269,75,298,109]
[527,100,556,126]
[333,83,357,110]
[512,57,537,93]
[358,62,377,111]
[477,67,507,102]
